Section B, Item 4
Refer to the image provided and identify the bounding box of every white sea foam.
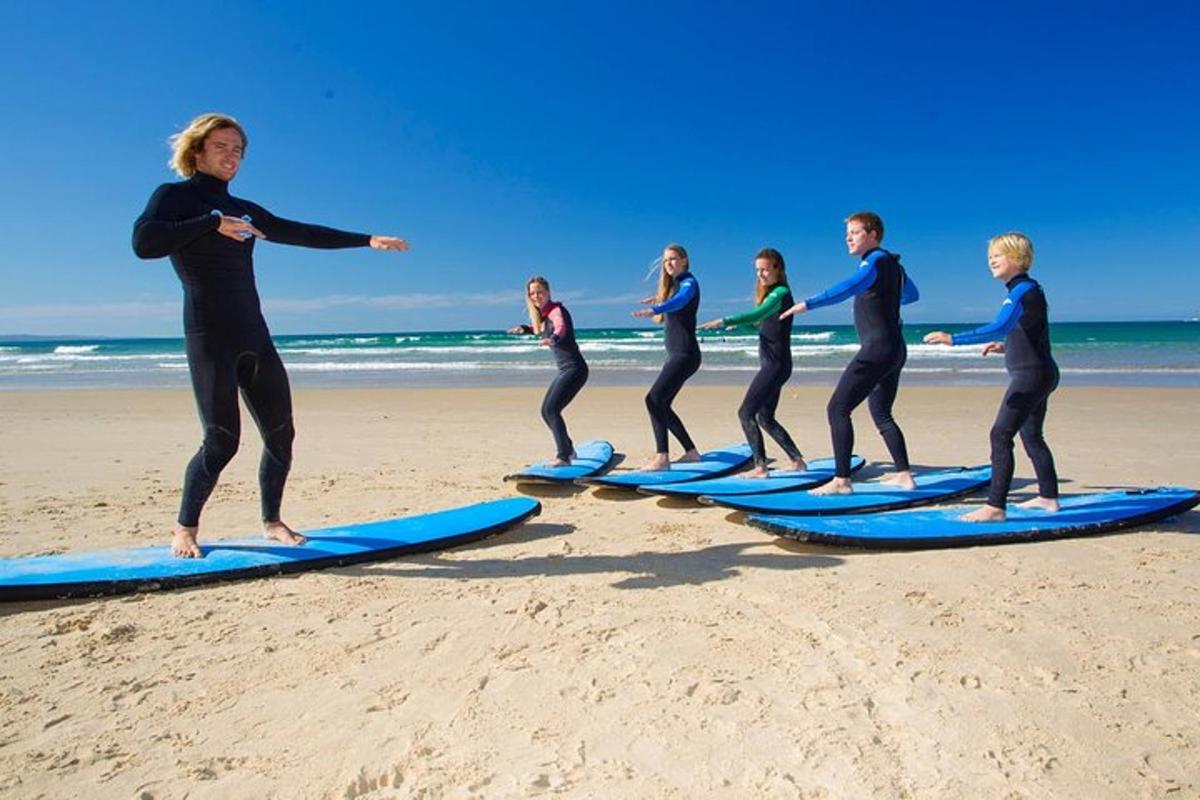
[53,345,101,354]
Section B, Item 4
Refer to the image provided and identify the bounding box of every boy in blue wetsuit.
[925,232,1059,521]
[781,212,919,495]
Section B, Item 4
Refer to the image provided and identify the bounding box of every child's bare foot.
[639,454,670,471]
[264,520,307,546]
[810,477,853,496]
[172,525,202,558]
[675,449,702,464]
[1017,496,1060,513]
[961,504,1006,522]
[879,470,916,490]
[738,466,770,479]
[790,458,808,473]
[545,456,569,468]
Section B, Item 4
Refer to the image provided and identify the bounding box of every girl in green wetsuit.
[701,249,806,477]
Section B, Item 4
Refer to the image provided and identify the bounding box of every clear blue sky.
[1,1,1197,336]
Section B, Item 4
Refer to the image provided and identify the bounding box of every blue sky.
[1,1,1197,336]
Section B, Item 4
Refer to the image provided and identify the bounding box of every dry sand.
[1,385,1198,799]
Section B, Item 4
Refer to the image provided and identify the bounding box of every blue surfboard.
[748,487,1200,549]
[503,439,615,484]
[577,444,753,489]
[700,466,991,514]
[638,455,866,498]
[0,497,542,601]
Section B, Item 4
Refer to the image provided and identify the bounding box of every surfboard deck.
[638,455,865,498]
[577,444,753,489]
[0,497,542,601]
[503,439,615,484]
[700,466,991,514]
[747,487,1199,549]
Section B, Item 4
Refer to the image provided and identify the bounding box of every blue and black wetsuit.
[722,284,802,469]
[645,272,702,453]
[132,171,371,528]
[806,248,919,478]
[952,273,1059,508]
[517,301,589,460]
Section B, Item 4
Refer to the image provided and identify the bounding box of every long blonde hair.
[169,113,248,178]
[653,243,689,324]
[525,275,551,332]
[754,247,788,304]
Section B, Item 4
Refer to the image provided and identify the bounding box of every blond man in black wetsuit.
[133,113,409,558]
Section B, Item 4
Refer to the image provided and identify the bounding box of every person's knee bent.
[263,418,295,467]
[200,426,240,475]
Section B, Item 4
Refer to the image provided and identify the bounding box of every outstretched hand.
[779,301,807,320]
[370,235,410,251]
[631,308,655,319]
[923,331,952,346]
[699,318,725,330]
[506,326,526,335]
[981,342,1005,356]
[639,295,657,305]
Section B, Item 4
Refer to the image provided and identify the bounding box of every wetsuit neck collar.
[1006,273,1033,290]
[673,270,692,283]
[538,300,560,316]
[190,170,230,194]
[860,246,886,262]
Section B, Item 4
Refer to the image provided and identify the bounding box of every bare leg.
[961,504,1006,522]
[810,476,853,496]
[264,520,307,546]
[172,525,202,558]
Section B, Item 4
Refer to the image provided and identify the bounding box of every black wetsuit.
[645,272,701,453]
[805,248,919,478]
[132,171,371,527]
[952,274,1059,507]
[723,285,802,469]
[520,301,589,460]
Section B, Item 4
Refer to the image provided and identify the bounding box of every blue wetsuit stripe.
[950,280,1035,345]
[650,275,699,315]
[804,260,878,310]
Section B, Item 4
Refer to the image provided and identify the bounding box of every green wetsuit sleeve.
[722,286,788,327]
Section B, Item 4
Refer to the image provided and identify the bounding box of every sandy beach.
[1,385,1198,799]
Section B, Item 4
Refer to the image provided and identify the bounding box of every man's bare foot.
[790,458,808,473]
[546,456,569,468]
[961,504,1006,522]
[880,470,916,490]
[810,477,853,496]
[639,454,670,471]
[1017,496,1060,513]
[675,449,702,464]
[738,466,770,479]
[264,520,307,546]
[172,525,202,558]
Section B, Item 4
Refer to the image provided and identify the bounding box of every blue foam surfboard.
[0,497,542,601]
[747,487,1200,549]
[503,439,615,484]
[639,455,866,498]
[578,444,753,489]
[700,466,991,514]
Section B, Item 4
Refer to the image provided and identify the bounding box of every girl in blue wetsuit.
[924,232,1059,522]
[632,244,702,471]
[701,248,806,477]
[507,276,590,467]
[781,212,919,495]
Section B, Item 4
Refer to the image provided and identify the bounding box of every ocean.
[1,322,1197,390]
